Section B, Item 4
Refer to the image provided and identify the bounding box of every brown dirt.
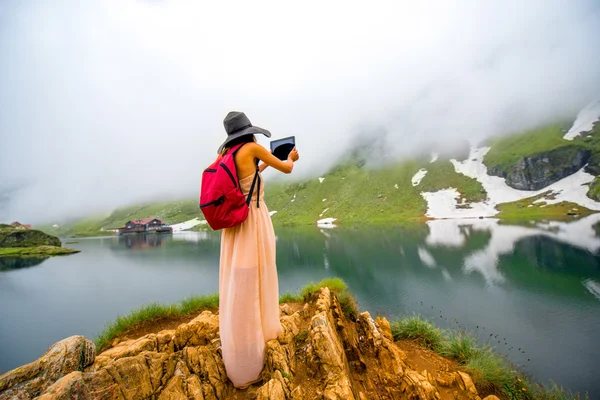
[397,339,464,400]
[100,308,218,353]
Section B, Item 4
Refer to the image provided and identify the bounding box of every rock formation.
[488,146,591,191]
[1,288,497,399]
[0,227,61,248]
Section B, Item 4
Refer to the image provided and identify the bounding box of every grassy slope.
[483,123,582,174]
[0,246,79,258]
[266,158,485,225]
[43,200,202,237]
[48,157,485,236]
[38,122,600,235]
[484,122,600,218]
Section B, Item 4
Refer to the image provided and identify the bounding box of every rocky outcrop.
[0,289,485,400]
[0,227,61,248]
[488,146,591,191]
[0,336,95,399]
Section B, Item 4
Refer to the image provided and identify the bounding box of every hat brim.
[217,126,271,154]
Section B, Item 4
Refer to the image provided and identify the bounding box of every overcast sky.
[1,0,600,224]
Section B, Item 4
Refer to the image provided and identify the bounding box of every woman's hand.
[288,147,299,162]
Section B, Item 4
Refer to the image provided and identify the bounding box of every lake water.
[1,216,600,395]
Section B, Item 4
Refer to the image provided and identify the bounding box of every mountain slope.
[42,101,600,235]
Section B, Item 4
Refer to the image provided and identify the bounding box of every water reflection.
[118,233,170,249]
[0,217,599,394]
[0,257,48,271]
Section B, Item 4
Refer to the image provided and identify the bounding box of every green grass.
[420,160,487,203]
[266,158,488,226]
[389,314,590,398]
[483,124,577,172]
[0,246,79,258]
[587,177,600,201]
[390,315,445,350]
[298,277,359,318]
[495,192,596,220]
[95,293,219,351]
[95,278,355,351]
[528,381,590,400]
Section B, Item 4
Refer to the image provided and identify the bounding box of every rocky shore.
[0,288,500,400]
[0,225,79,259]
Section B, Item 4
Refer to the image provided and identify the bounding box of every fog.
[1,0,599,223]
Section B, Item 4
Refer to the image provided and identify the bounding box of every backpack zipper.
[219,163,238,189]
[200,195,226,208]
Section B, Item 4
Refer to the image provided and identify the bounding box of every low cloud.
[1,0,599,223]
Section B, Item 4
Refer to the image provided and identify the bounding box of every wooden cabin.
[117,218,172,235]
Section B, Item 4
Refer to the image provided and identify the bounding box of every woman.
[217,111,299,388]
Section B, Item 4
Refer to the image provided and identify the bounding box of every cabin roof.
[128,218,162,225]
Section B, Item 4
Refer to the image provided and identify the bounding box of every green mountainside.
[40,118,600,238]
[483,122,600,191]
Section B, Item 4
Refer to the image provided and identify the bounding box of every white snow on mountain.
[170,217,206,231]
[422,143,600,219]
[411,168,428,186]
[564,100,600,140]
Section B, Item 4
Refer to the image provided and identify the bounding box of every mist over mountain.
[1,0,600,223]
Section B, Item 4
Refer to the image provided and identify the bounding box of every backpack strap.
[245,165,261,208]
[228,143,261,208]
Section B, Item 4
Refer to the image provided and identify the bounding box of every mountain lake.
[1,216,599,395]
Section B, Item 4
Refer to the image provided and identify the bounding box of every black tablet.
[270,136,296,160]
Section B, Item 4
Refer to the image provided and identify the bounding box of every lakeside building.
[116,218,172,235]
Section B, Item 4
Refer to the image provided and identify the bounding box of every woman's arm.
[251,143,298,174]
[259,162,269,173]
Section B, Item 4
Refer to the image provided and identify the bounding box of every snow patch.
[317,217,337,228]
[319,208,329,217]
[394,184,399,189]
[421,188,496,219]
[322,198,327,202]
[291,194,296,203]
[420,145,600,219]
[430,153,439,163]
[269,211,278,217]
[411,169,427,186]
[564,100,600,140]
[318,177,325,183]
[171,218,206,232]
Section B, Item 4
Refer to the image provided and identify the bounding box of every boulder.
[0,336,95,400]
[488,146,591,190]
[0,228,61,248]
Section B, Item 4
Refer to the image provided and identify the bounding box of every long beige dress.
[219,172,283,388]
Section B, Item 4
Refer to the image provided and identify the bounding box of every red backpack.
[199,143,261,230]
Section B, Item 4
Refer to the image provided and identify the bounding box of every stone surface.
[0,228,61,248]
[488,146,591,190]
[0,336,95,400]
[1,288,483,400]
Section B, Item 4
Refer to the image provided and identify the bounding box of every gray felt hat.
[217,111,271,153]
